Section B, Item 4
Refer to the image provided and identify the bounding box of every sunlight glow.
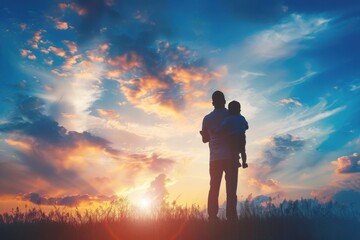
[139,198,151,210]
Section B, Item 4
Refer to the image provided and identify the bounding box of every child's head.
[228,101,241,115]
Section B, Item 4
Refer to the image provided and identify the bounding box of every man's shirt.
[202,108,233,162]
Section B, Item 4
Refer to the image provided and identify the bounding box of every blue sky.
[0,0,359,208]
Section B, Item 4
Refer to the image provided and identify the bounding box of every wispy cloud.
[246,14,330,60]
[280,98,303,106]
[227,14,331,66]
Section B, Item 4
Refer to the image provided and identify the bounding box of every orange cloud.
[33,30,43,42]
[28,55,37,60]
[123,153,175,174]
[99,43,109,53]
[108,52,143,69]
[63,40,78,55]
[248,178,281,193]
[20,49,31,57]
[58,3,87,15]
[51,69,68,77]
[332,153,360,174]
[88,55,104,63]
[120,76,182,117]
[41,49,50,54]
[166,66,222,85]
[62,54,81,70]
[49,46,67,57]
[55,21,69,30]
[5,138,32,151]
[44,59,54,65]
[97,109,120,119]
[106,70,123,79]
[31,43,39,49]
[86,44,109,63]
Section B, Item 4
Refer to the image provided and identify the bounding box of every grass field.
[1,197,359,240]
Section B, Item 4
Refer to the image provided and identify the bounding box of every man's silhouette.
[200,91,238,221]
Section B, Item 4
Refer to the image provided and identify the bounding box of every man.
[200,90,239,221]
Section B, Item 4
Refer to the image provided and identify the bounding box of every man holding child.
[200,90,248,221]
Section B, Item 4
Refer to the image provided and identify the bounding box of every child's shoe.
[242,162,248,169]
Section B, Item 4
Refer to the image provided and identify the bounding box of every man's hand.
[200,130,209,143]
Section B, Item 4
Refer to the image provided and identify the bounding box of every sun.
[139,198,151,210]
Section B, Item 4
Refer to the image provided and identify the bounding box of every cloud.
[332,153,360,174]
[58,3,87,16]
[120,76,180,117]
[311,154,360,202]
[311,175,360,202]
[0,96,178,199]
[124,153,175,174]
[0,96,120,194]
[28,55,36,60]
[0,158,40,195]
[63,40,78,55]
[96,109,120,119]
[248,178,281,193]
[272,100,346,135]
[20,49,31,57]
[248,134,305,194]
[21,192,117,206]
[48,46,67,57]
[280,98,302,106]
[55,20,69,30]
[63,0,221,117]
[262,134,305,168]
[147,173,171,204]
[241,14,330,61]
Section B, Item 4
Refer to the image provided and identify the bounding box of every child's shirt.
[218,114,249,137]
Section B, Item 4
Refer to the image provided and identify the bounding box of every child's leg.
[240,151,248,168]
[239,134,247,168]
[240,151,247,163]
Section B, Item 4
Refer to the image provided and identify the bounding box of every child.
[217,100,249,168]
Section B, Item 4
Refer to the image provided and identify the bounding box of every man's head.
[212,91,226,108]
[228,101,241,115]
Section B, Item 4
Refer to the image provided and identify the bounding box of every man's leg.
[208,160,223,220]
[225,160,239,220]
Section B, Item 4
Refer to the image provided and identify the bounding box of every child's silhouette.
[216,101,249,168]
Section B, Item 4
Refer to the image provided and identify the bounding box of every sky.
[0,0,359,210]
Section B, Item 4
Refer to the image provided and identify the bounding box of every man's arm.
[200,131,209,143]
[243,116,249,130]
[200,118,210,143]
